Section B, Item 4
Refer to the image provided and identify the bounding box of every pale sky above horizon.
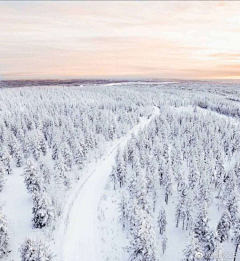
[0,1,240,80]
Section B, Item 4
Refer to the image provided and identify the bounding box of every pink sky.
[0,1,240,80]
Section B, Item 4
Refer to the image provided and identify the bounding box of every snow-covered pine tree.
[164,173,172,205]
[232,218,240,261]
[201,229,219,261]
[52,142,59,161]
[23,161,42,194]
[185,195,194,231]
[2,153,12,175]
[217,211,231,243]
[39,137,47,156]
[0,209,10,259]
[175,197,184,228]
[32,192,55,229]
[115,149,126,188]
[14,145,24,167]
[130,209,158,261]
[129,198,141,229]
[146,158,158,212]
[118,193,128,229]
[32,140,41,162]
[39,162,51,185]
[110,166,117,190]
[136,169,151,214]
[234,160,240,189]
[20,237,53,261]
[54,155,70,189]
[61,143,73,171]
[158,157,166,187]
[162,236,168,254]
[128,172,138,199]
[182,235,201,261]
[74,145,85,170]
[0,166,5,192]
[226,195,239,226]
[193,206,210,242]
[157,207,167,235]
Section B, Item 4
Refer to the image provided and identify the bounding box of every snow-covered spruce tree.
[129,198,141,229]
[20,237,53,261]
[164,173,172,205]
[201,229,219,261]
[0,166,5,192]
[232,218,240,261]
[115,149,126,188]
[127,138,135,167]
[132,153,141,177]
[146,158,158,212]
[234,161,240,189]
[162,236,167,254]
[14,145,24,167]
[135,169,151,214]
[128,171,138,199]
[226,195,239,226]
[182,235,201,261]
[221,172,236,203]
[23,161,42,194]
[158,157,166,187]
[110,166,117,190]
[39,162,51,185]
[74,145,85,170]
[217,211,231,243]
[157,207,167,235]
[0,210,10,259]
[188,163,200,191]
[196,179,211,206]
[2,153,12,175]
[61,143,73,171]
[22,138,32,159]
[118,193,129,229]
[52,142,59,161]
[215,159,226,189]
[130,208,158,261]
[32,142,41,162]
[39,138,47,156]
[32,192,55,229]
[193,206,210,242]
[175,197,184,229]
[185,195,194,231]
[192,203,219,260]
[54,155,70,189]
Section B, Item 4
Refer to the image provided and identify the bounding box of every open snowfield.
[1,81,240,261]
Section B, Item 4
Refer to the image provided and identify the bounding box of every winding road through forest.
[56,107,159,261]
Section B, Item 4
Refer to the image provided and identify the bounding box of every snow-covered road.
[58,107,159,261]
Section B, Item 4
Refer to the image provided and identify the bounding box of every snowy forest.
[1,81,240,261]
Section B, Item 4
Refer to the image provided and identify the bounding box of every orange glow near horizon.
[0,1,240,80]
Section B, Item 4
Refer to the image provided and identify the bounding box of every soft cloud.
[0,1,240,79]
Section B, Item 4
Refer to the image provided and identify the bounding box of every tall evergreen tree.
[217,211,231,243]
[157,207,167,235]
[23,161,42,194]
[0,210,10,259]
[232,218,240,261]
[32,192,55,229]
[20,237,53,261]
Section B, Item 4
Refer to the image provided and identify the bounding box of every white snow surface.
[1,167,35,260]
